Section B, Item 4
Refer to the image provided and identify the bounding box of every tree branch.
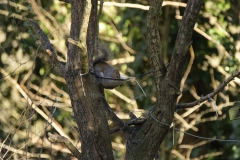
[65,1,114,159]
[167,0,203,85]
[0,142,50,159]
[109,118,146,134]
[126,0,203,159]
[146,0,167,91]
[48,132,81,159]
[29,20,65,75]
[176,69,240,109]
[68,0,92,73]
[0,68,73,142]
[100,88,133,137]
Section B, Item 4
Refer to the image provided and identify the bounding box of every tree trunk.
[64,0,114,159]
[125,0,203,159]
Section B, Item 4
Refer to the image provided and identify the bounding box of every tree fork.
[65,0,114,159]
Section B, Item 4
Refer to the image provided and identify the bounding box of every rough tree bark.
[31,0,114,159]
[30,0,223,159]
[125,0,203,159]
[63,0,114,159]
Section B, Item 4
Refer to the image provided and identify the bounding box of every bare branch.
[0,142,50,159]
[0,68,73,143]
[110,118,146,134]
[167,0,203,85]
[176,70,240,109]
[68,0,92,73]
[29,20,54,53]
[100,89,133,136]
[29,20,65,75]
[79,0,91,73]
[146,0,167,91]
[48,132,81,159]
[102,1,187,10]
[29,1,61,40]
[177,46,195,103]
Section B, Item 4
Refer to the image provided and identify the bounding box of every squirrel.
[93,43,123,89]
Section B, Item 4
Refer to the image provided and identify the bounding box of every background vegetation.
[0,0,239,159]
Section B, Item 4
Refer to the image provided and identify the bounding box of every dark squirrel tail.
[93,43,113,64]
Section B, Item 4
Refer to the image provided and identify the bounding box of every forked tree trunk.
[64,0,114,159]
[31,0,203,159]
[63,0,203,159]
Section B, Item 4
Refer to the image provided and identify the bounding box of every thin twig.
[0,68,73,144]
[0,142,50,159]
[150,109,240,143]
[176,69,240,109]
[177,45,195,103]
[102,2,186,10]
